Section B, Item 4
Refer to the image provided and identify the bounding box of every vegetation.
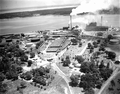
[92,41,98,48]
[0,42,28,93]
[27,60,33,67]
[69,74,80,87]
[62,56,71,66]
[0,7,75,19]
[30,52,35,58]
[105,51,116,61]
[71,38,78,45]
[75,55,85,64]
[70,60,113,92]
[114,61,120,64]
[20,71,32,80]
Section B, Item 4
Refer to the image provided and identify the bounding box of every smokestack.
[70,15,72,30]
[101,16,103,26]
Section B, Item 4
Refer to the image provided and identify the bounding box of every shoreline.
[0,5,78,14]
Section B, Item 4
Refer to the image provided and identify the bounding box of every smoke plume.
[70,0,120,15]
[69,0,119,27]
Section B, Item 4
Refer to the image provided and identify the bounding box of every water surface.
[0,14,120,35]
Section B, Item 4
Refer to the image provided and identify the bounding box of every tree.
[114,61,120,64]
[44,67,50,73]
[93,41,98,48]
[99,46,105,52]
[79,73,97,91]
[107,51,116,60]
[87,43,93,49]
[79,81,90,90]
[32,67,46,76]
[20,72,32,80]
[97,32,103,36]
[79,41,82,47]
[106,63,110,68]
[27,60,33,67]
[97,39,101,44]
[66,56,70,60]
[0,39,2,43]
[63,59,71,67]
[43,35,49,41]
[20,81,26,88]
[75,55,84,64]
[0,72,6,82]
[1,56,10,72]
[0,83,7,93]
[72,30,80,37]
[90,49,94,53]
[71,38,77,45]
[69,74,79,87]
[21,33,25,37]
[84,88,95,94]
[6,71,18,80]
[96,80,102,89]
[100,67,113,81]
[30,52,35,58]
[107,34,113,41]
[20,55,28,62]
[92,52,99,59]
[16,66,23,73]
[99,60,105,69]
[33,76,46,86]
[80,62,90,73]
[110,80,115,87]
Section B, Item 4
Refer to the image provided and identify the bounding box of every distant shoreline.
[0,7,77,19]
[0,4,79,14]
[0,6,120,20]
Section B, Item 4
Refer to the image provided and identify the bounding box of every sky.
[0,0,81,10]
[0,0,119,10]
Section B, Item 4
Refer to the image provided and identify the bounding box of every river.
[0,14,120,35]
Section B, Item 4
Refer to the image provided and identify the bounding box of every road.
[51,63,72,94]
[52,40,120,94]
[22,39,91,94]
[76,41,91,56]
[51,49,73,94]
[50,40,91,94]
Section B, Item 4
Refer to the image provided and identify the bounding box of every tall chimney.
[70,15,72,30]
[101,16,103,26]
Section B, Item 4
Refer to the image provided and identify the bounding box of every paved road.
[50,40,91,94]
[51,63,72,94]
[51,49,73,94]
[23,39,91,94]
